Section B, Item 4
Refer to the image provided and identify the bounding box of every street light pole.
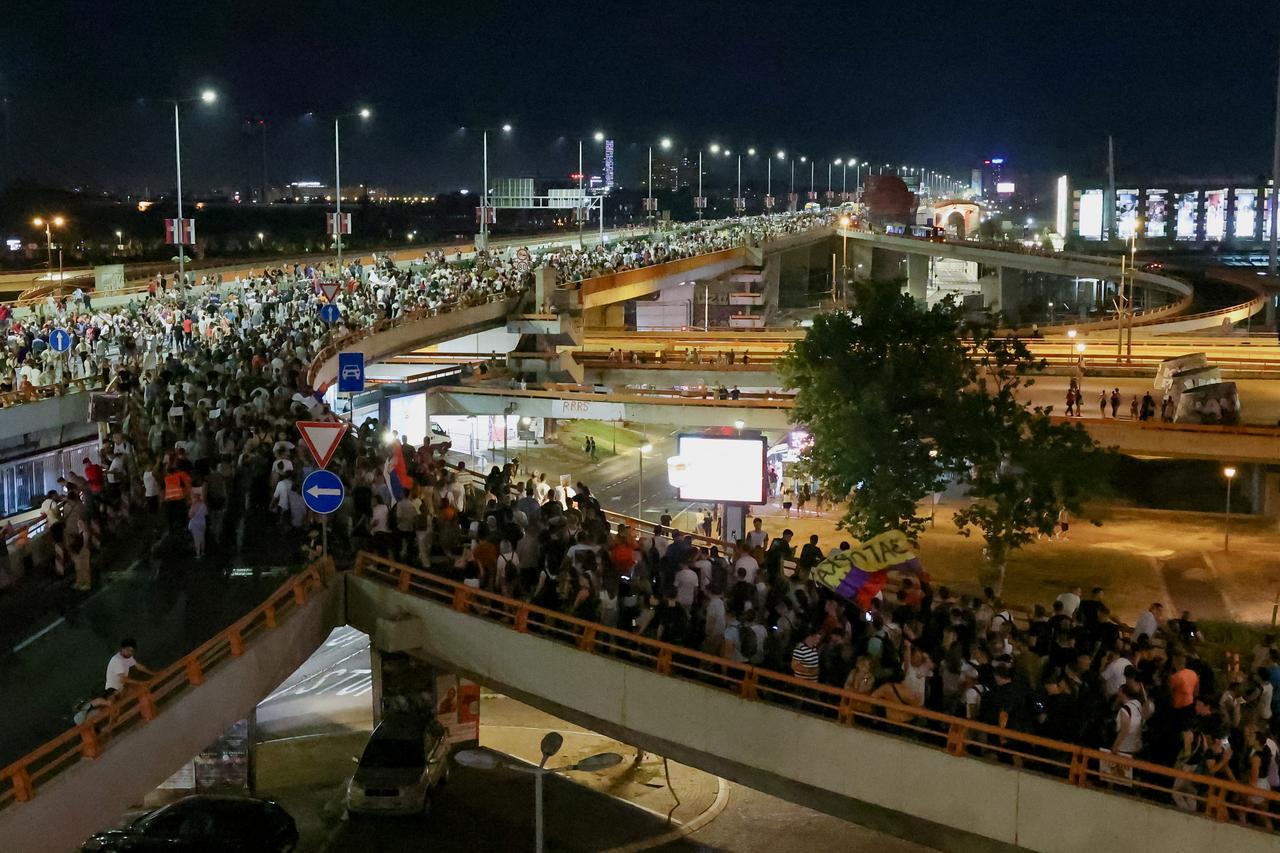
[481,128,489,250]
[578,137,585,248]
[1224,466,1237,552]
[1270,29,1280,279]
[172,100,186,289]
[697,149,704,221]
[333,116,342,272]
[638,442,652,517]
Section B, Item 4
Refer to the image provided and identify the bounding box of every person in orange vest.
[163,464,191,530]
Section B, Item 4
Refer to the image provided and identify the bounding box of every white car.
[341,364,362,382]
[347,714,450,816]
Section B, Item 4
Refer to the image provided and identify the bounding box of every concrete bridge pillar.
[850,243,874,283]
[906,254,929,303]
[981,266,1021,319]
[534,264,558,313]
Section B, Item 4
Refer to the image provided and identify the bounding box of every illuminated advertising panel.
[1233,189,1258,241]
[1175,191,1200,241]
[1055,175,1069,235]
[388,392,427,447]
[1116,190,1139,239]
[668,434,767,504]
[1145,190,1168,238]
[1203,189,1228,241]
[1078,189,1104,240]
[996,181,1016,194]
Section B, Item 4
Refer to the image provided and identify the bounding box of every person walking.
[1110,388,1121,418]
[1065,388,1075,417]
[188,492,208,559]
[1098,389,1108,418]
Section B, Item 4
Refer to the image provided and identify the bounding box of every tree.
[781,281,1112,589]
[861,174,917,224]
[948,333,1112,592]
[778,280,968,539]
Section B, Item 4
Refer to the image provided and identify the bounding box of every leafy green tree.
[778,280,968,539]
[781,279,1111,590]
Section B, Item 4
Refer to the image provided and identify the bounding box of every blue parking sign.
[337,352,364,393]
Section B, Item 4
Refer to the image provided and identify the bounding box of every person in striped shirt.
[791,631,822,682]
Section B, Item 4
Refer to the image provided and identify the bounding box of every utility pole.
[1105,135,1116,243]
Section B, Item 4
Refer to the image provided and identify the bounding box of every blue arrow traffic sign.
[302,469,345,515]
[337,351,365,393]
[48,329,72,353]
[319,303,340,324]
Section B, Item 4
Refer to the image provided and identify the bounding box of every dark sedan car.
[81,795,298,852]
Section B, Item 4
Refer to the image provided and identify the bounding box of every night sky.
[2,0,1277,195]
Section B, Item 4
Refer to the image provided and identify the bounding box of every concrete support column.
[982,266,1021,320]
[850,243,874,283]
[534,264,558,313]
[906,254,929,303]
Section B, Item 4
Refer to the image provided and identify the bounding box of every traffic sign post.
[297,420,348,469]
[49,329,71,353]
[319,303,340,324]
[337,352,365,394]
[302,469,345,557]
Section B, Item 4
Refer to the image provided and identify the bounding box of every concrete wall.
[0,581,341,853]
[346,576,1279,853]
[313,298,520,389]
[0,393,98,459]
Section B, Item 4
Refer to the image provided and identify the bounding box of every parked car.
[347,713,450,816]
[81,795,298,852]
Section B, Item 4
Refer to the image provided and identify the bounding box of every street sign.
[302,469,345,515]
[319,303,340,324]
[297,419,348,469]
[337,352,365,393]
[48,329,71,353]
[317,280,340,301]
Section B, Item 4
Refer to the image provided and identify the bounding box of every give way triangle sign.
[317,281,340,302]
[297,420,348,469]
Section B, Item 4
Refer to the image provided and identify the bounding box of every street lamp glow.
[593,131,605,142]
[709,143,721,154]
[1223,466,1237,479]
[835,158,843,165]
[747,147,756,156]
[799,155,807,163]
[776,150,785,160]
[358,107,372,119]
[639,443,653,454]
[257,231,264,240]
[1067,328,1077,339]
[839,216,851,227]
[659,137,672,150]
[733,419,745,431]
[200,89,217,104]
[501,123,513,132]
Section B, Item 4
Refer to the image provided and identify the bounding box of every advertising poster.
[1175,192,1200,240]
[1233,189,1258,241]
[1116,190,1139,239]
[434,674,480,747]
[1203,189,1228,240]
[1078,189,1104,240]
[1145,190,1168,238]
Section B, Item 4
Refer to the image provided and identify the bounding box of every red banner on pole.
[326,212,352,235]
[164,218,195,245]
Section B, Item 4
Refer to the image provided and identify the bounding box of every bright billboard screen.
[669,434,767,504]
[1234,189,1258,240]
[1204,189,1228,240]
[1116,190,1139,239]
[1145,190,1168,238]
[388,392,427,447]
[1078,190,1104,240]
[1175,192,1199,241]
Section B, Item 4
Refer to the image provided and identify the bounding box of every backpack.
[737,623,759,660]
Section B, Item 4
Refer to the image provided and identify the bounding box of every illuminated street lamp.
[1223,466,1237,552]
[647,138,672,228]
[165,89,218,289]
[332,106,372,268]
[32,215,65,283]
[455,733,622,853]
[475,121,511,250]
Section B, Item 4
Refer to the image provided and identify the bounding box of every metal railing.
[0,560,330,810]
[351,550,1280,832]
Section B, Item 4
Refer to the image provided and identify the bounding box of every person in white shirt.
[673,564,699,609]
[40,491,61,528]
[104,637,154,726]
[1055,587,1082,618]
[1102,652,1134,698]
[1133,603,1163,640]
[733,546,760,585]
[745,517,768,551]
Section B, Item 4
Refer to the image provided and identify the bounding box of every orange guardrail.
[351,551,1280,831]
[0,560,331,810]
[576,247,747,302]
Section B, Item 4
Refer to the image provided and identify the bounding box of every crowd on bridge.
[336,443,1280,823]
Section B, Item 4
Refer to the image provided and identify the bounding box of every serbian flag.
[384,441,413,500]
[814,530,925,608]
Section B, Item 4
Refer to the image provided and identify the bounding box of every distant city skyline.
[1,2,1277,194]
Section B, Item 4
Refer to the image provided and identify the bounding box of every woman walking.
[188,493,208,559]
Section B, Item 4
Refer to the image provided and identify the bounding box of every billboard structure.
[1175,191,1200,241]
[1116,190,1139,239]
[667,433,767,504]
[1145,190,1169,238]
[1078,189,1104,240]
[1233,189,1258,241]
[1203,189,1228,241]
